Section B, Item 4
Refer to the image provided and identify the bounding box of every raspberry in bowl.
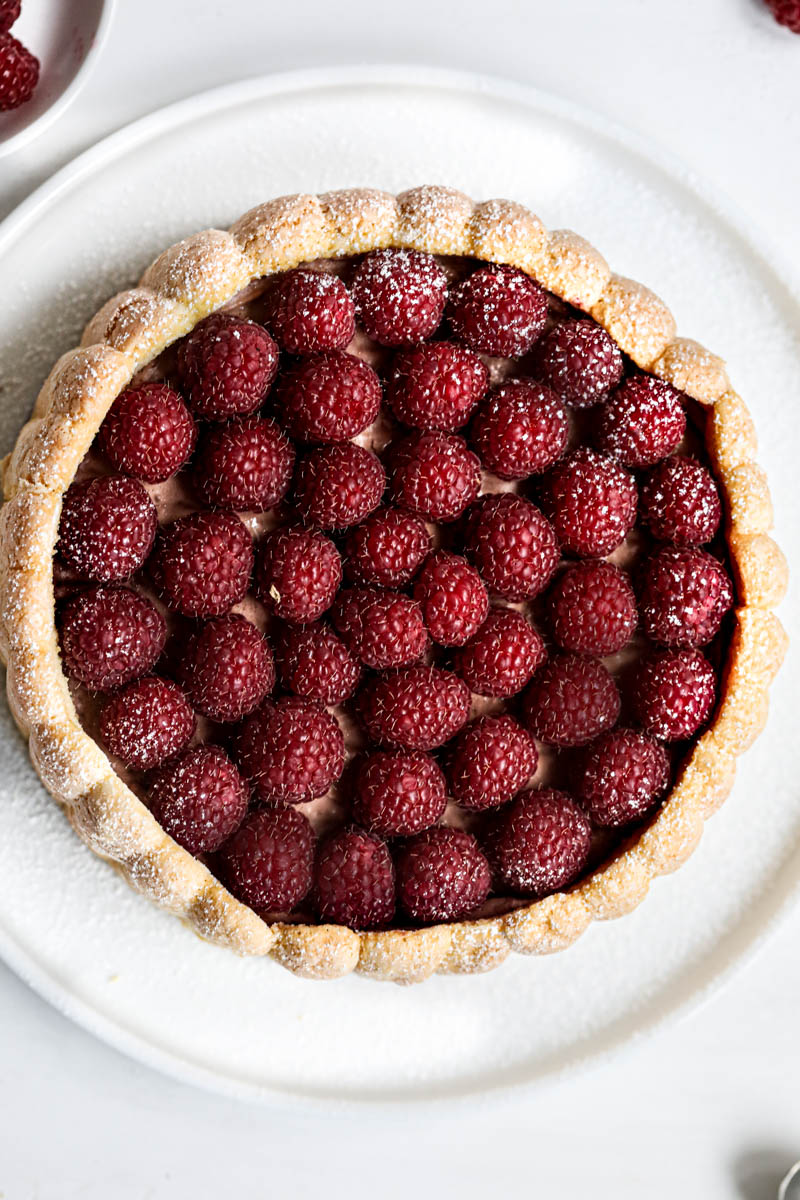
[0,186,786,985]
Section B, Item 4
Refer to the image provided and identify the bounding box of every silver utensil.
[779,1162,800,1200]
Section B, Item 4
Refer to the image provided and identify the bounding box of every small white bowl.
[0,0,115,157]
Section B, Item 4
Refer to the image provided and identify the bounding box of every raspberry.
[386,341,488,431]
[192,417,294,511]
[412,552,488,646]
[547,561,637,656]
[389,431,481,523]
[639,546,733,649]
[357,666,471,750]
[219,808,315,912]
[177,313,278,419]
[485,789,591,896]
[447,265,548,358]
[99,384,196,483]
[353,751,447,837]
[454,607,546,698]
[446,715,538,811]
[235,697,344,805]
[254,526,341,622]
[149,746,248,854]
[640,456,721,547]
[274,621,361,704]
[0,33,38,110]
[331,587,428,670]
[632,648,717,741]
[343,506,431,588]
[764,0,800,32]
[149,512,253,618]
[351,249,447,346]
[594,376,686,468]
[470,379,568,479]
[314,828,395,929]
[396,828,491,923]
[264,268,355,352]
[59,585,165,693]
[577,729,670,827]
[276,351,381,443]
[58,475,157,582]
[464,493,559,600]
[99,676,195,771]
[539,447,637,557]
[0,2,20,35]
[293,443,386,529]
[179,614,274,722]
[531,319,624,408]
[522,653,620,747]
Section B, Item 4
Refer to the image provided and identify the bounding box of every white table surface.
[1,1,798,1196]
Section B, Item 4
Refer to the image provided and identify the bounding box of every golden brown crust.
[0,186,787,984]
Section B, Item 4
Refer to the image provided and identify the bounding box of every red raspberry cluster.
[55,249,732,931]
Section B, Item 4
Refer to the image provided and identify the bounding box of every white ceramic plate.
[0,0,114,157]
[0,67,797,1108]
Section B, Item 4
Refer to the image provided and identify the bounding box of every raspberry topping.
[386,341,488,431]
[470,379,568,480]
[639,546,733,648]
[99,384,196,483]
[179,614,274,722]
[177,313,278,419]
[464,493,559,600]
[594,376,686,468]
[149,746,248,855]
[539,447,638,557]
[58,476,158,584]
[65,245,736,934]
[274,621,361,705]
[547,561,637,656]
[314,828,395,929]
[412,552,489,646]
[764,0,800,32]
[219,808,315,912]
[353,751,447,837]
[454,607,546,698]
[276,351,381,443]
[522,654,621,747]
[0,2,20,35]
[293,442,386,529]
[254,526,342,622]
[99,677,195,771]
[192,417,294,512]
[577,729,670,828]
[343,506,431,588]
[357,666,471,750]
[235,697,344,805]
[640,455,721,547]
[447,265,548,358]
[389,431,481,523]
[0,33,38,110]
[485,789,592,897]
[264,268,355,352]
[351,249,447,346]
[396,828,491,923]
[149,512,253,617]
[632,648,717,741]
[531,319,624,408]
[331,587,428,670]
[446,715,538,811]
[59,585,166,693]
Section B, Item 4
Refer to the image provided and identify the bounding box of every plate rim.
[0,62,797,1110]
